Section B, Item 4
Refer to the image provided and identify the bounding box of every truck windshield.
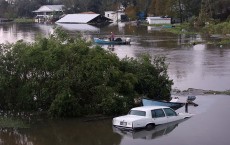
[128,110,146,116]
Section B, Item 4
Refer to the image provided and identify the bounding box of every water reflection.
[107,45,115,51]
[34,23,54,36]
[0,23,54,43]
[147,26,162,32]
[0,119,121,145]
[1,23,230,91]
[56,23,100,32]
[0,23,34,43]
[113,118,188,140]
[168,43,230,90]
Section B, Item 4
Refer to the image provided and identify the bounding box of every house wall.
[105,11,125,22]
[105,11,116,21]
[146,17,171,24]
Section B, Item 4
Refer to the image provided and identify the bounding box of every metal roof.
[33,5,64,13]
[56,14,100,23]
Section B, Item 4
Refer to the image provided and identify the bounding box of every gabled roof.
[56,14,100,23]
[33,5,64,13]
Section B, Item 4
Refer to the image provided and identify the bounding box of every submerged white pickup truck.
[113,106,193,130]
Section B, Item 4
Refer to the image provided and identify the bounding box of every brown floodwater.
[1,22,230,145]
[1,22,230,91]
[0,94,230,145]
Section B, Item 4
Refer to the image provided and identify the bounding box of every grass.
[163,23,197,35]
[218,39,230,45]
[14,18,35,23]
[0,116,29,129]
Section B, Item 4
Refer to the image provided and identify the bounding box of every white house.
[146,17,171,24]
[105,10,126,22]
[105,11,116,21]
[33,5,64,22]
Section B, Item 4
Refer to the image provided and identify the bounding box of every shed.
[56,14,111,24]
[146,17,171,24]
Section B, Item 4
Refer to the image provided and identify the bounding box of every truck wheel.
[145,123,155,130]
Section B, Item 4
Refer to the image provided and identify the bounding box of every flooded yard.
[1,23,230,144]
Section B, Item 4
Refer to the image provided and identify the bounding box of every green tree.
[0,0,9,17]
[120,55,173,101]
[0,28,173,118]
[88,0,102,13]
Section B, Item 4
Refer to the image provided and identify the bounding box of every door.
[151,109,168,125]
[163,108,179,123]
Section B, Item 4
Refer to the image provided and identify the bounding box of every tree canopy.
[1,0,230,21]
[0,28,173,117]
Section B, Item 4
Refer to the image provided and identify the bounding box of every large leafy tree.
[15,0,40,17]
[0,0,9,17]
[0,28,173,117]
[88,0,102,13]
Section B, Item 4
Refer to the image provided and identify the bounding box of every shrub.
[49,91,82,118]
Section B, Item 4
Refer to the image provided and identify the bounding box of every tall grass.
[203,22,230,35]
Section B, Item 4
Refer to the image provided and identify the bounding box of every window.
[163,108,177,116]
[129,110,146,116]
[151,109,165,118]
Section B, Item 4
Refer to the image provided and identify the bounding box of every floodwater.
[1,94,230,145]
[1,22,230,91]
[1,23,230,145]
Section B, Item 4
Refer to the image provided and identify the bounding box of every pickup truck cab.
[113,106,193,130]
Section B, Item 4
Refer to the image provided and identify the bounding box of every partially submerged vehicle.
[113,118,188,139]
[113,106,194,130]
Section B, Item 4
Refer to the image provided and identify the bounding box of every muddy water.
[0,94,230,145]
[117,95,230,145]
[1,23,230,91]
[1,23,230,145]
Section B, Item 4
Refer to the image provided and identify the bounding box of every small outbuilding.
[146,16,171,24]
[56,13,111,24]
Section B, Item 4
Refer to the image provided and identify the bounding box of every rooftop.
[56,14,101,23]
[33,5,64,13]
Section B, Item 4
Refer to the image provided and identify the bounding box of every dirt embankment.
[172,88,230,96]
